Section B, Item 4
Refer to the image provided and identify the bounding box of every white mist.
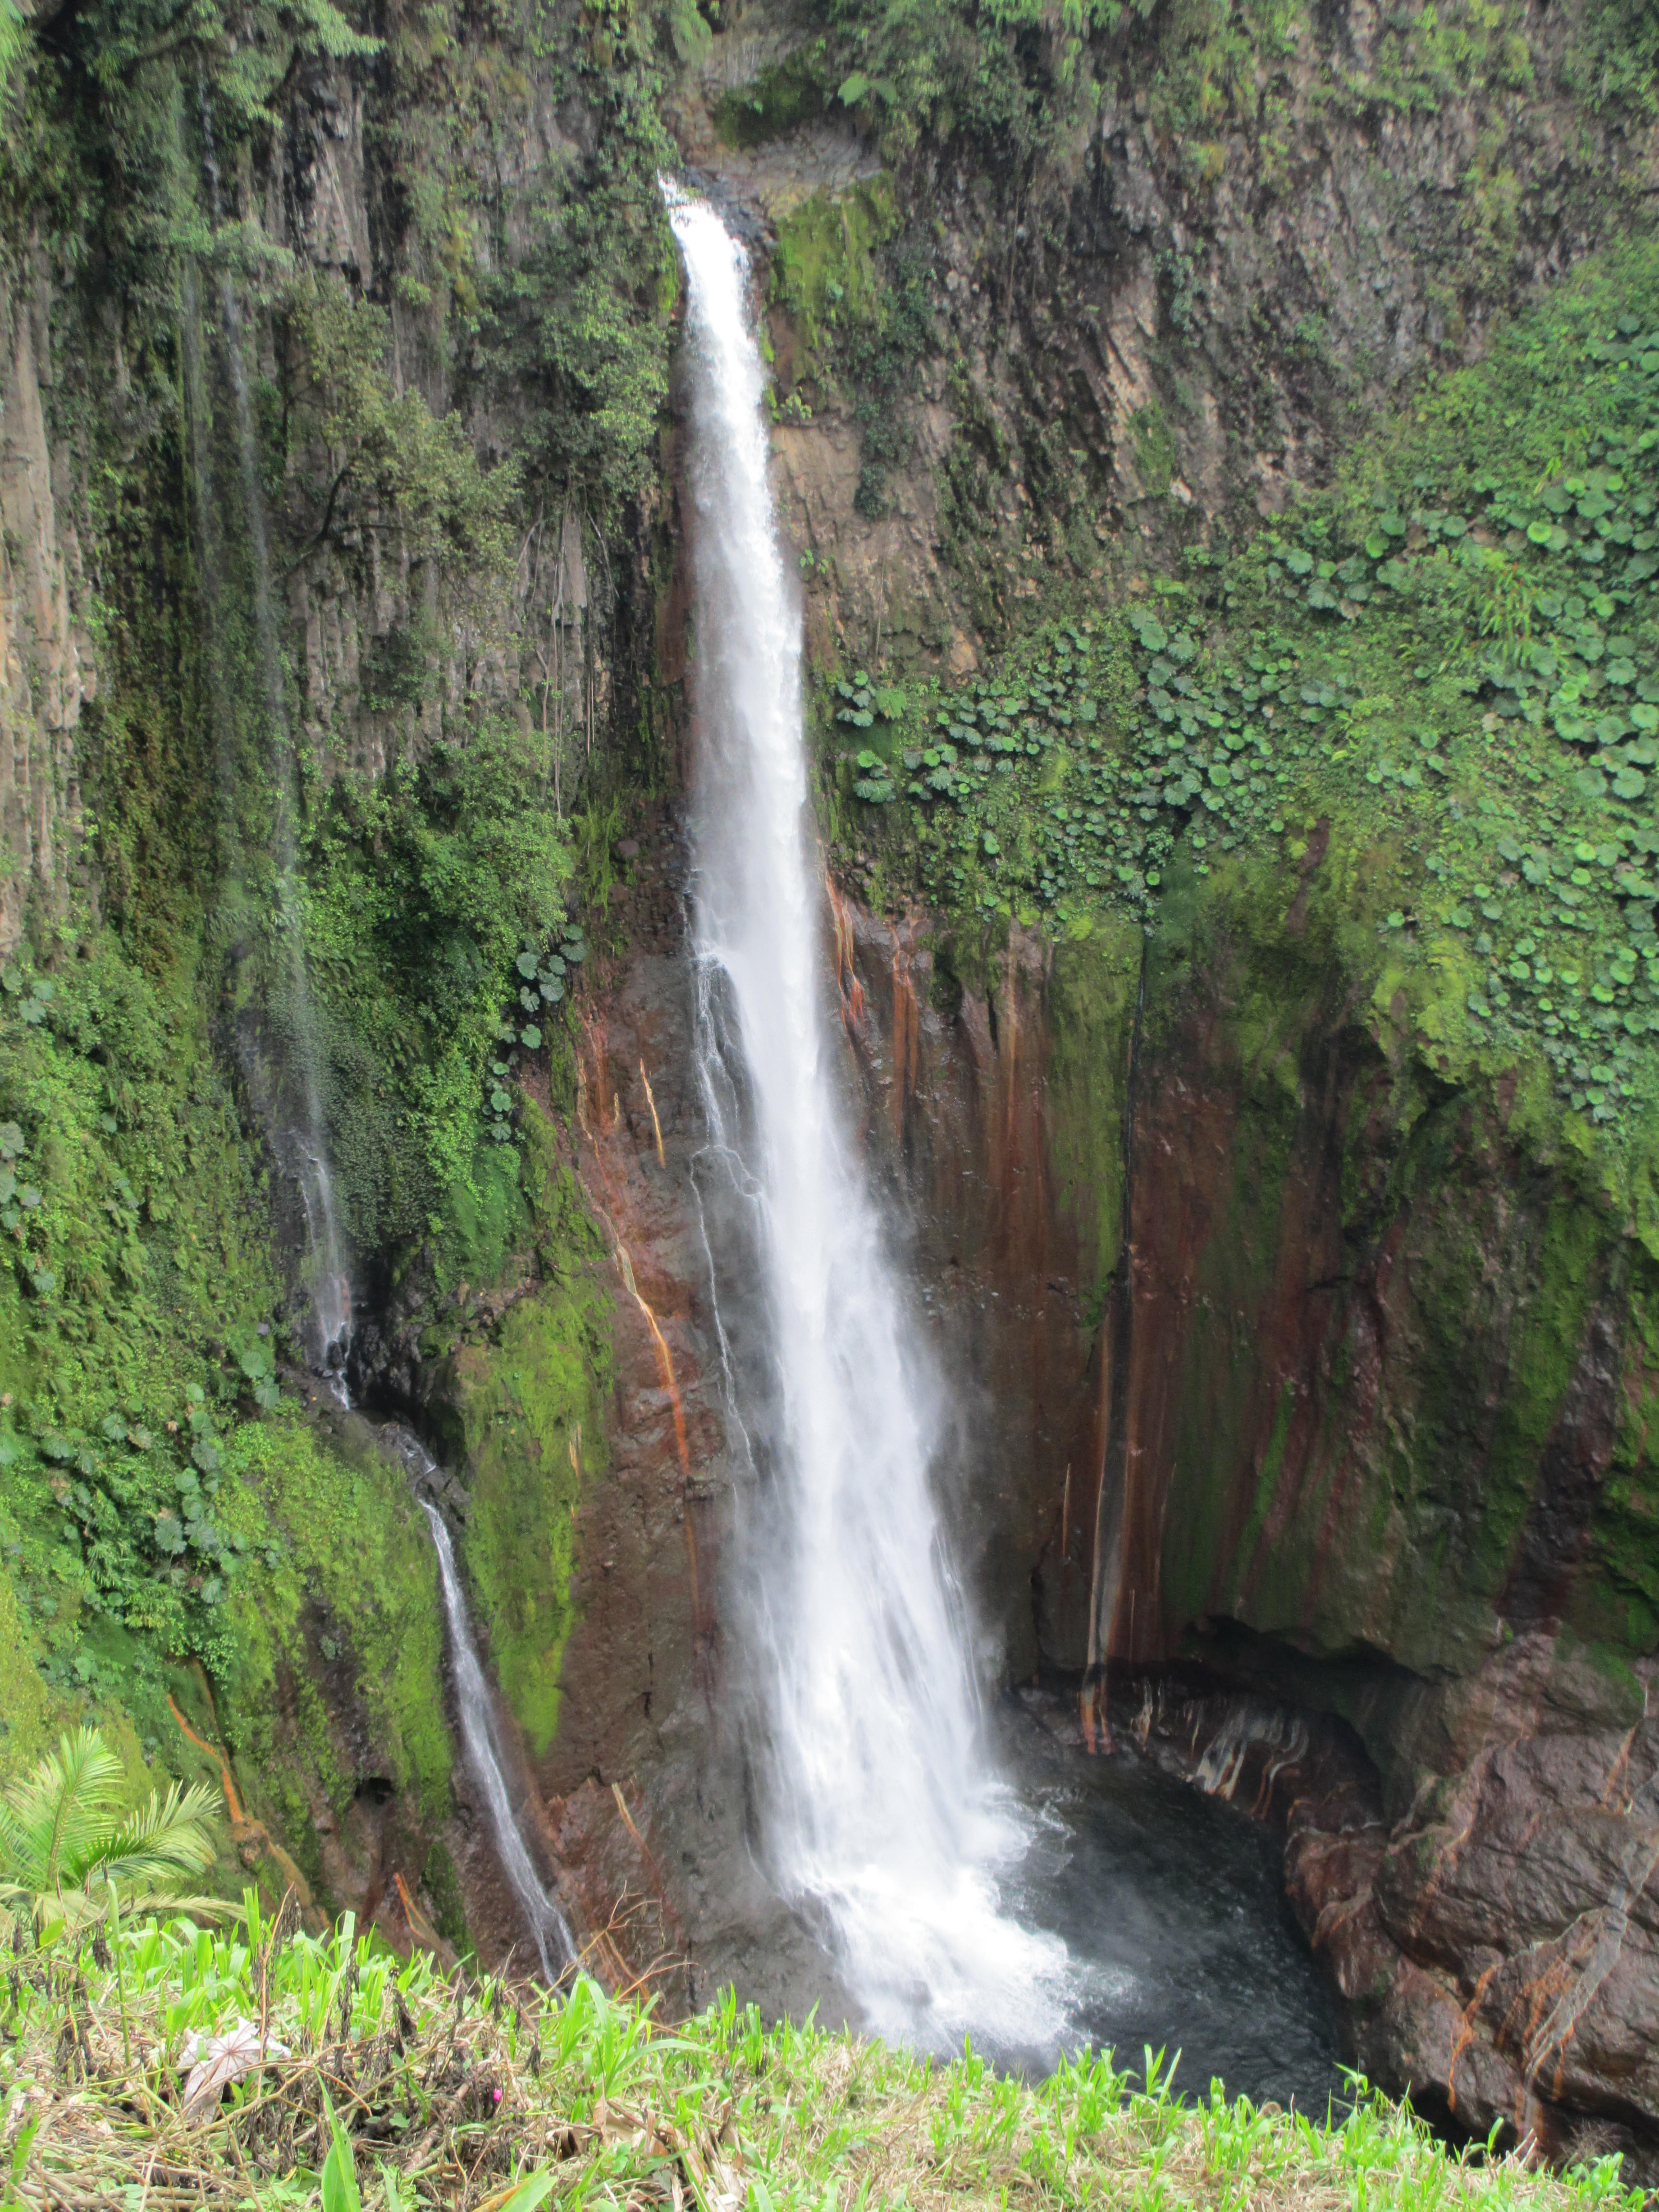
[666,186,1065,2048]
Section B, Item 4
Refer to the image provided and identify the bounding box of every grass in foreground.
[0,1902,1647,2212]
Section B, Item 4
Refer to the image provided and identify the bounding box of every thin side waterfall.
[199,101,350,1382]
[665,184,1067,2048]
[394,1432,576,1983]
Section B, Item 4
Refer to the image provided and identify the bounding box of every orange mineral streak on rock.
[393,1869,443,1952]
[168,1691,245,1824]
[825,872,866,1032]
[615,1243,691,1483]
[571,988,713,1682]
[168,1690,316,1916]
[640,1058,666,1167]
[1445,1960,1503,2116]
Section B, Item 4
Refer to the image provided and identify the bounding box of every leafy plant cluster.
[470,0,677,531]
[0,941,275,1401]
[487,923,589,1146]
[829,636,1165,912]
[1330,0,1534,119]
[0,1905,1648,2212]
[816,0,1130,164]
[1562,0,1659,115]
[282,274,518,604]
[0,0,378,308]
[301,724,578,1244]
[713,45,827,145]
[842,240,1659,1147]
[0,920,332,1756]
[0,1342,288,1695]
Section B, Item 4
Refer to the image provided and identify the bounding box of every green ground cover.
[830,238,1659,1149]
[0,1906,1646,2211]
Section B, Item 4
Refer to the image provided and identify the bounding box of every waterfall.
[198,99,351,1384]
[666,185,1066,2048]
[393,1428,576,1983]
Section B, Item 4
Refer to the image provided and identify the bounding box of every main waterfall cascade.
[666,185,1068,2047]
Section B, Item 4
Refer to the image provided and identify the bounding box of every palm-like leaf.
[78,1778,220,1891]
[16,1882,233,1935]
[0,1727,125,1895]
[0,1728,229,1932]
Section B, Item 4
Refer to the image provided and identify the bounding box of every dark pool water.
[985,1692,1348,2112]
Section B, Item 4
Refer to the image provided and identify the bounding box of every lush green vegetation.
[0,0,1653,2130]
[216,1417,455,1859]
[1,1904,1647,2210]
[0,1725,222,1936]
[0,0,663,1845]
[301,733,584,1248]
[440,1126,613,1757]
[717,0,1636,207]
[0,933,287,1737]
[831,239,1659,1149]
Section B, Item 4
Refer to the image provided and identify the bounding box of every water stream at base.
[389,1429,576,1983]
[667,184,1068,2051]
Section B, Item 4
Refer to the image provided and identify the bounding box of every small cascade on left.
[391,1429,577,1984]
[189,94,351,1391]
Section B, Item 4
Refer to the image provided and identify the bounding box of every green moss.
[1127,402,1177,498]
[0,932,278,1421]
[1580,1253,1659,1645]
[714,51,827,148]
[1021,786,1659,1668]
[218,1414,453,1833]
[432,1140,533,1298]
[769,180,900,382]
[1223,1381,1298,1611]
[0,1560,68,1784]
[449,1140,613,1755]
[1045,919,1143,1309]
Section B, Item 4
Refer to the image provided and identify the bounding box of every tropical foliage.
[0,1726,224,1936]
[832,240,1659,1148]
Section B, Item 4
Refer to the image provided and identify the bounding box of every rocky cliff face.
[353,0,1659,2116]
[807,853,1659,2165]
[545,769,1659,2156]
[0,261,95,956]
[672,0,1656,676]
[557,0,1659,2151]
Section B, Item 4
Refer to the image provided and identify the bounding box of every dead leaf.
[177,2018,291,2119]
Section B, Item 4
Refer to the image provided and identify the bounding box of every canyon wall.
[798,843,1659,2165]
[516,751,1659,2157]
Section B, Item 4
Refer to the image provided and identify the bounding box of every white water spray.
[396,1427,575,1982]
[666,185,1066,2047]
